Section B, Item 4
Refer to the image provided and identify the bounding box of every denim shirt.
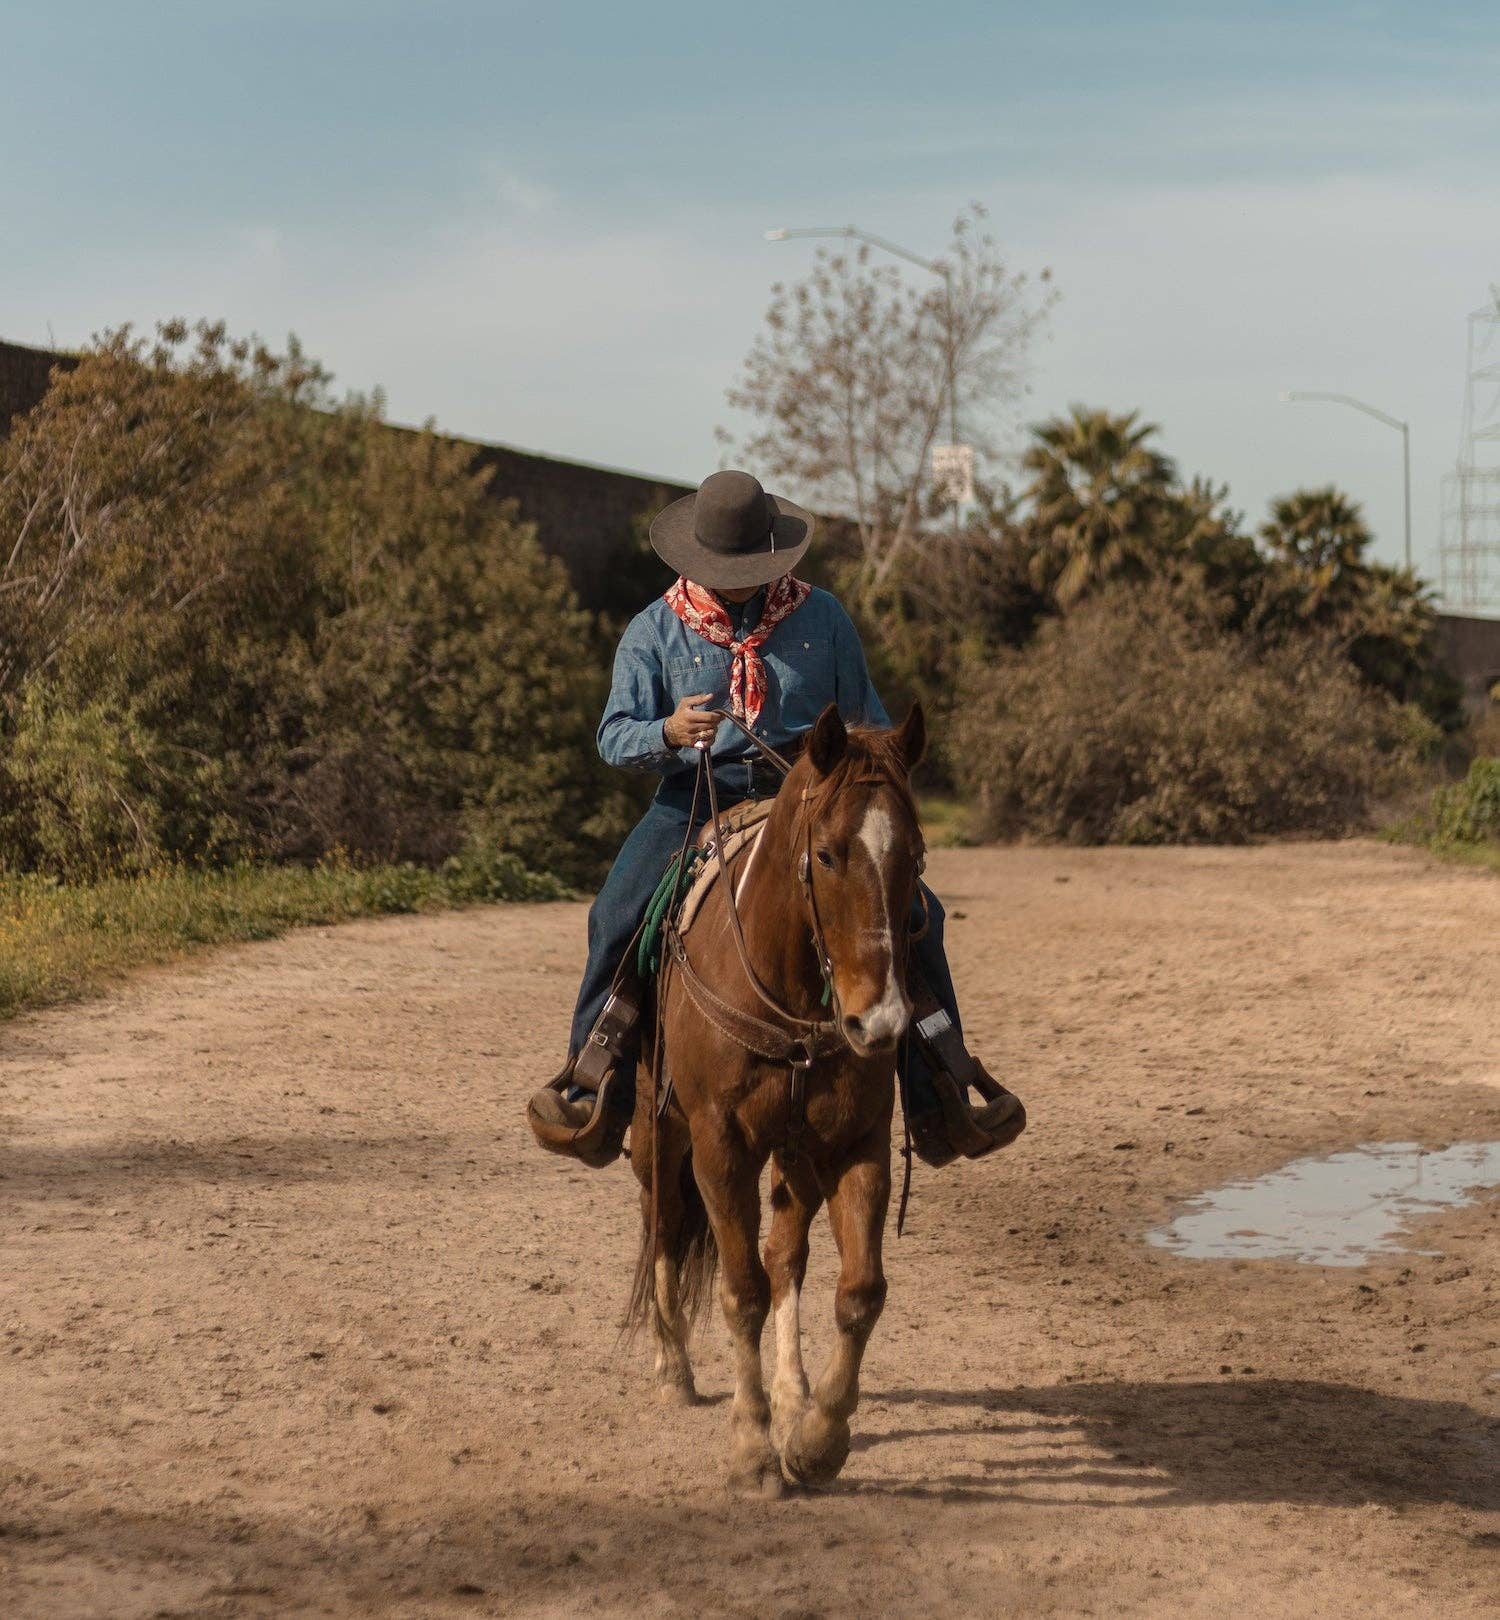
[597,586,889,794]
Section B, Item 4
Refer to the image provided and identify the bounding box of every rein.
[659,711,920,1180]
[661,720,844,1098]
[701,742,844,1042]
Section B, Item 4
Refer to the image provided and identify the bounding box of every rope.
[699,752,839,1040]
[636,848,705,979]
[701,709,797,777]
[658,722,913,1195]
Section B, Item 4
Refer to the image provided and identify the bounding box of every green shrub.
[951,582,1432,844]
[1427,757,1500,846]
[437,843,572,903]
[0,693,173,878]
[1467,702,1500,761]
[0,322,634,885]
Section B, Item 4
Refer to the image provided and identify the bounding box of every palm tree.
[1344,561,1445,710]
[1354,563,1434,653]
[1258,487,1373,619]
[1160,476,1265,627]
[1021,407,1177,606]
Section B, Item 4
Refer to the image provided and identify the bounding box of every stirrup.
[904,997,1026,1168]
[525,990,638,1169]
[906,1061,1026,1168]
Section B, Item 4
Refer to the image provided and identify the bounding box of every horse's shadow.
[848,1379,1500,1513]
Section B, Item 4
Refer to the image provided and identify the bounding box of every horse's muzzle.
[840,1008,908,1057]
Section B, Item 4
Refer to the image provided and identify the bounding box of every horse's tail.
[673,1154,719,1327]
[623,1147,718,1343]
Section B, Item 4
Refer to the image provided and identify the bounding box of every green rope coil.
[637,848,706,980]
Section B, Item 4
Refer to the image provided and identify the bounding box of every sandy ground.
[1,840,1498,1620]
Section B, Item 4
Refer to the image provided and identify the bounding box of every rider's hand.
[663,692,718,750]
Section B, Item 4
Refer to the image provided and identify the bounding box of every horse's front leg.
[781,1119,890,1489]
[695,1127,782,1498]
[762,1155,822,1449]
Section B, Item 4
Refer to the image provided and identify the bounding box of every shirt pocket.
[763,633,835,714]
[665,647,733,707]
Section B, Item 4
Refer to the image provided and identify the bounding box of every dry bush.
[951,583,1433,844]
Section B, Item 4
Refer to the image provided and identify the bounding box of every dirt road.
[2,841,1497,1618]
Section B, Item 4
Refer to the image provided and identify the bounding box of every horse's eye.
[816,848,836,870]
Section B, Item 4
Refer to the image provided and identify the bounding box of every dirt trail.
[2,841,1497,1619]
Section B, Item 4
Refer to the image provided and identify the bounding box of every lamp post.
[1279,390,1412,571]
[766,224,964,538]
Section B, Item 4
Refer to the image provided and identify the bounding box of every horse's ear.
[895,703,927,773]
[806,703,848,777]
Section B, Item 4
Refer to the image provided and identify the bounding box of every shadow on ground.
[4,1381,1496,1617]
[0,1486,1005,1619]
[857,1380,1500,1512]
[0,1132,452,1202]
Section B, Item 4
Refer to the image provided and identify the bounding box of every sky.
[4,0,1499,590]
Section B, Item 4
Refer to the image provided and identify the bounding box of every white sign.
[931,442,974,504]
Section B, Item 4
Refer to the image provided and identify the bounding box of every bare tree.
[720,205,1054,597]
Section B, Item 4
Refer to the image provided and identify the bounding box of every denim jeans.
[568,780,963,1112]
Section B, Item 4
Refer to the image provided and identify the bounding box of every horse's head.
[792,702,928,1057]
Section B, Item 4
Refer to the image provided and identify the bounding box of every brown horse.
[627,701,927,1496]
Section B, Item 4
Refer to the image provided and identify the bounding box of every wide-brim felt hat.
[649,469,815,589]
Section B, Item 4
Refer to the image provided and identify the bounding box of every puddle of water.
[1147,1141,1500,1267]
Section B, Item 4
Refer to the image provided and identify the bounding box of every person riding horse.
[527,469,1024,1169]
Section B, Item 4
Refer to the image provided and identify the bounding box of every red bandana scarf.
[663,573,812,726]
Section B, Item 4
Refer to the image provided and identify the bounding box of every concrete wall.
[1435,613,1500,716]
[0,337,690,610]
[8,336,1497,707]
[0,338,75,432]
[459,438,689,607]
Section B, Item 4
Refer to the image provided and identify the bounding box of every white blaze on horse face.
[851,801,910,1045]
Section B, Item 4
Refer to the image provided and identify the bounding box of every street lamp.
[1279,390,1412,571]
[766,223,965,537]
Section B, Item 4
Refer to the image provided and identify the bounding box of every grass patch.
[1425,841,1500,875]
[1386,755,1500,877]
[0,848,572,1022]
[918,793,975,849]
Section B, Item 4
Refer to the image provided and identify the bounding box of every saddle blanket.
[636,798,775,978]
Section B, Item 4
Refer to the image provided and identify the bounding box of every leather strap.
[668,931,841,1066]
[785,1064,808,1165]
[910,980,976,1089]
[700,751,837,1040]
[574,985,640,1090]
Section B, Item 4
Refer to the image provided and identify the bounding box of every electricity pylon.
[1439,287,1500,614]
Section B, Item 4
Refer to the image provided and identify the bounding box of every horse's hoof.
[656,1378,698,1408]
[780,1407,851,1490]
[729,1465,785,1500]
[729,1448,785,1499]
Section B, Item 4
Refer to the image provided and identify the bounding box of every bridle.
[655,710,925,1167]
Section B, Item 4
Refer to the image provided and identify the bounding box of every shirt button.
[803,641,811,649]
[693,656,701,664]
